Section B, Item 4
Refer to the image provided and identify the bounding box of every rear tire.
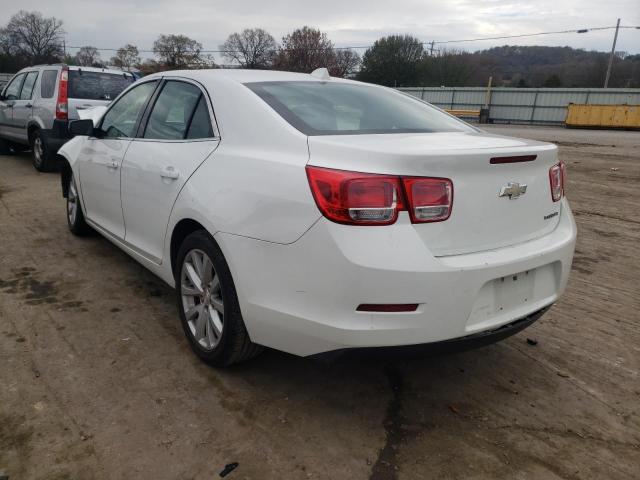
[66,173,91,236]
[175,230,263,367]
[31,130,56,172]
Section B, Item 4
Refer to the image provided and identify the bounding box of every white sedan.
[58,68,576,366]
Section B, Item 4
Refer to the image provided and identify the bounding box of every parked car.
[0,65,135,171]
[57,68,577,366]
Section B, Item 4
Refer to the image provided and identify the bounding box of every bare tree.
[110,44,140,70]
[333,49,360,77]
[221,28,277,68]
[1,10,64,62]
[273,26,337,74]
[74,46,100,66]
[153,34,212,69]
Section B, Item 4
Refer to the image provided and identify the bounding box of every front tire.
[175,230,263,366]
[66,173,91,236]
[31,130,56,172]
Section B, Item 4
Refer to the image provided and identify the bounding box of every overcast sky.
[2,0,639,62]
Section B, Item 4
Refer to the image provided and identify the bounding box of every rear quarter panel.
[168,75,320,246]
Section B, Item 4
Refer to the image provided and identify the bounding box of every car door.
[120,79,219,263]
[11,71,39,142]
[0,73,26,141]
[77,80,159,239]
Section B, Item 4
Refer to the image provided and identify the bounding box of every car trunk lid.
[307,131,562,256]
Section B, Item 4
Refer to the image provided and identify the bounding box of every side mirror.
[69,119,95,137]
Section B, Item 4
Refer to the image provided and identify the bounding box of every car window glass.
[68,71,135,100]
[20,72,39,100]
[246,81,475,135]
[186,96,213,139]
[4,73,26,101]
[100,81,158,139]
[144,81,201,140]
[40,70,58,98]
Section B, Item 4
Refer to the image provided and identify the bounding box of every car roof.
[17,65,134,77]
[144,68,356,86]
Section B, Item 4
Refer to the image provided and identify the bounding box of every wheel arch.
[27,122,41,144]
[170,218,210,277]
[58,153,72,197]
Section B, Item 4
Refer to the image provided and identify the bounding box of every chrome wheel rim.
[67,176,78,225]
[33,137,43,164]
[181,249,224,351]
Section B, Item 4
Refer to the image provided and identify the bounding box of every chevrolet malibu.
[58,68,577,366]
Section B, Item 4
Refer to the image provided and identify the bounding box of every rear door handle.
[24,104,32,108]
[107,160,119,169]
[160,167,179,180]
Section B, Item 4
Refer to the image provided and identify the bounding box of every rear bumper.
[216,198,576,357]
[40,119,71,152]
[310,306,549,362]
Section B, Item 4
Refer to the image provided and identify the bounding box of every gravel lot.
[1,125,639,480]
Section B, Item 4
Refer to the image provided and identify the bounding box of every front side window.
[100,81,158,139]
[245,81,476,136]
[3,73,26,101]
[40,70,58,98]
[20,72,39,100]
[143,81,203,140]
[68,71,135,101]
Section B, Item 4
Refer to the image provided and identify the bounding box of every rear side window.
[144,81,203,140]
[40,70,58,98]
[68,71,135,100]
[3,73,25,100]
[20,72,39,100]
[186,96,213,139]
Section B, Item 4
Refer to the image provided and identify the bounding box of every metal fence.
[398,87,640,125]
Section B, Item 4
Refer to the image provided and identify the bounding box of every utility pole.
[604,18,620,88]
[429,41,435,56]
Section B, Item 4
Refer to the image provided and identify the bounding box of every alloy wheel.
[67,175,78,225]
[180,249,224,351]
[33,136,43,166]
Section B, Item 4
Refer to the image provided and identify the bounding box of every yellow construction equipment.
[565,104,640,129]
[446,109,480,118]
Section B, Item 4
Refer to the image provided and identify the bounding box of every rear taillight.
[56,68,69,120]
[305,167,404,225]
[305,166,453,226]
[549,161,565,202]
[402,177,453,223]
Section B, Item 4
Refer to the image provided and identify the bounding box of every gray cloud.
[1,0,638,63]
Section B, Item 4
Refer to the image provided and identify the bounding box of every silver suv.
[0,64,135,171]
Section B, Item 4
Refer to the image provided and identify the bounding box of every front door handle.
[107,160,119,169]
[24,103,32,108]
[160,167,179,180]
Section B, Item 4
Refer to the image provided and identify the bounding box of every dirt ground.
[1,125,639,480]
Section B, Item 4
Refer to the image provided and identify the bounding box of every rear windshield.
[68,71,135,100]
[245,81,475,136]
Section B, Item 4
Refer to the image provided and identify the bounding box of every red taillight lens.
[549,161,565,202]
[306,166,454,226]
[402,177,453,223]
[306,166,404,225]
[56,68,69,120]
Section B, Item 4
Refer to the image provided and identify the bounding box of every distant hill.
[430,45,640,88]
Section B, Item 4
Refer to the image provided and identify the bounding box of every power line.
[63,24,640,55]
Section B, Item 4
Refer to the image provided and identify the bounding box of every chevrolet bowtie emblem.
[499,182,527,199]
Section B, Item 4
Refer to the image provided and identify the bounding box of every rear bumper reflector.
[490,155,537,164]
[356,304,419,313]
